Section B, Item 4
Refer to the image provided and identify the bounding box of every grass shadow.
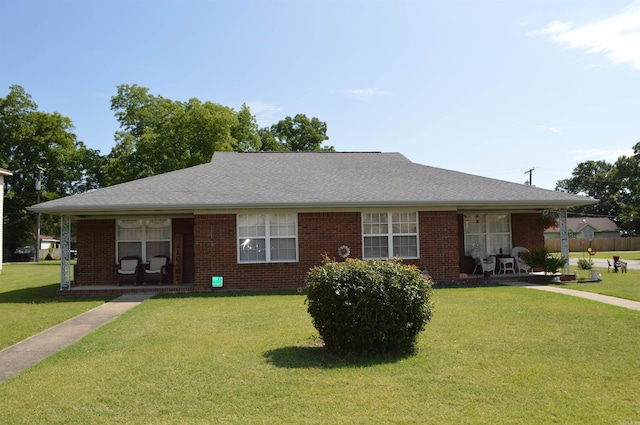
[263,343,415,369]
[155,290,302,299]
[0,282,113,304]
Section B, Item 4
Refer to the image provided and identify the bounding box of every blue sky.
[2,0,639,190]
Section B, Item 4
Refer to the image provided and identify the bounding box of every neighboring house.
[29,152,596,290]
[544,217,620,240]
[1,167,13,273]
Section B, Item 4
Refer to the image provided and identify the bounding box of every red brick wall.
[511,213,544,250]
[193,211,461,290]
[77,219,117,285]
[75,211,543,288]
[415,211,460,281]
[193,212,362,291]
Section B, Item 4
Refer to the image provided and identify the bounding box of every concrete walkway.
[0,292,156,383]
[507,282,640,311]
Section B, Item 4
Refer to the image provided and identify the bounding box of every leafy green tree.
[556,146,640,236]
[106,84,243,185]
[614,142,640,235]
[0,85,103,256]
[259,114,334,152]
[232,103,261,152]
[556,160,620,218]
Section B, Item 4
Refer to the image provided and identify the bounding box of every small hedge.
[304,258,434,356]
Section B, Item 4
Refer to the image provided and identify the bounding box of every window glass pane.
[147,241,170,259]
[465,215,485,234]
[364,236,389,258]
[239,238,266,262]
[270,214,296,237]
[489,234,511,254]
[238,214,265,238]
[465,235,486,255]
[363,213,387,235]
[118,242,142,261]
[392,212,417,234]
[270,238,296,261]
[393,236,418,258]
[117,220,143,240]
[146,219,171,240]
[488,214,510,233]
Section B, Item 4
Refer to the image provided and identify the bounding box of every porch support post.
[60,215,72,290]
[559,208,570,275]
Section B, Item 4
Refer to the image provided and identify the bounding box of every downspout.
[559,209,569,275]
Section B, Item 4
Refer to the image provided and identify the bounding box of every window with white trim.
[116,218,171,262]
[362,212,418,259]
[463,213,511,255]
[238,214,298,263]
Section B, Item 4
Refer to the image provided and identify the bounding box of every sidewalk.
[0,292,156,383]
[507,281,640,311]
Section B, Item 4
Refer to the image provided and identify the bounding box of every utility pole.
[35,166,45,262]
[524,168,534,186]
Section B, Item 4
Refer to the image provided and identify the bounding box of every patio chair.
[144,256,169,285]
[511,247,531,273]
[471,248,496,275]
[117,256,140,286]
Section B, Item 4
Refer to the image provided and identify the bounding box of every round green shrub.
[304,258,434,356]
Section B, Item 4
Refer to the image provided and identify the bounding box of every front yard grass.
[551,269,640,302]
[0,262,112,349]
[1,286,639,424]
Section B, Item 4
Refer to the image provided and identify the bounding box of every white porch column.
[60,215,72,289]
[559,208,570,274]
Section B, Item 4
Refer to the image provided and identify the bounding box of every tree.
[555,160,620,218]
[106,85,263,185]
[0,85,103,257]
[231,103,261,152]
[614,142,640,235]
[259,114,334,152]
[555,145,640,236]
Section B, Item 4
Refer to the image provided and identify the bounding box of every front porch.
[56,283,197,297]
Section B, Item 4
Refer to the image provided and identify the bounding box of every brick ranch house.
[30,152,596,292]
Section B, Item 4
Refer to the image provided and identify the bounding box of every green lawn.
[1,283,639,424]
[568,250,640,261]
[561,251,640,302]
[0,262,112,350]
[552,269,640,302]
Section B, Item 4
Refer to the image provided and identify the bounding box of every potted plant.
[524,247,568,276]
[536,211,558,229]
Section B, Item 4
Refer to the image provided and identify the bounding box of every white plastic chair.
[144,256,169,285]
[510,247,531,273]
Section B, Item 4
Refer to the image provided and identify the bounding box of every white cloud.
[536,125,566,133]
[244,101,282,127]
[333,87,392,99]
[575,147,635,162]
[535,1,640,69]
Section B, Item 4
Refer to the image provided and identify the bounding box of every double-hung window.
[238,214,298,263]
[362,212,418,259]
[116,218,171,262]
[464,213,511,255]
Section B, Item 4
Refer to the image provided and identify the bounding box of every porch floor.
[57,283,197,297]
[56,271,566,297]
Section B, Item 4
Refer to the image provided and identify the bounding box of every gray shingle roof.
[546,217,619,233]
[30,152,596,215]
